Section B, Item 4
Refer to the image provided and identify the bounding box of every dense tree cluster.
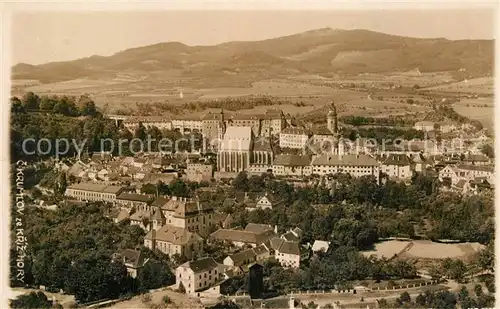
[10,112,202,162]
[341,126,425,143]
[263,250,418,294]
[11,93,98,117]
[126,97,289,116]
[378,286,494,309]
[9,201,174,303]
[340,115,415,127]
[226,172,493,246]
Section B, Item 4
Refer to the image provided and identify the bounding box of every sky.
[11,8,496,65]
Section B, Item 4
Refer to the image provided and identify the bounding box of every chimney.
[173,196,177,201]
[289,297,295,309]
[274,225,278,234]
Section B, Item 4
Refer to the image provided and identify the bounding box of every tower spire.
[327,100,338,134]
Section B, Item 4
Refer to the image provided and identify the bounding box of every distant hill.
[12,28,494,84]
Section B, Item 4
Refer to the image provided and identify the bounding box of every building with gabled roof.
[64,183,124,203]
[223,249,257,267]
[311,154,380,183]
[273,239,309,269]
[311,240,330,253]
[244,223,274,234]
[381,154,415,180]
[210,228,277,248]
[279,127,312,149]
[116,192,155,212]
[272,154,312,176]
[144,224,203,259]
[113,249,150,278]
[175,257,225,296]
[160,196,215,237]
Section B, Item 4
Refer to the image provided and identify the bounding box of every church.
[217,126,274,173]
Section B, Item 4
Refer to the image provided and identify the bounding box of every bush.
[162,295,171,305]
[141,293,152,304]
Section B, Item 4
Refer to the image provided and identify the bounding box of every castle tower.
[327,101,338,135]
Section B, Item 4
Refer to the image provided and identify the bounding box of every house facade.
[279,127,311,149]
[65,183,124,203]
[175,258,225,296]
[144,224,203,259]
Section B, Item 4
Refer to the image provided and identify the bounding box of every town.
[9,92,495,309]
[8,10,495,309]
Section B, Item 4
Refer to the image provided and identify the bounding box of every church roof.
[220,126,252,151]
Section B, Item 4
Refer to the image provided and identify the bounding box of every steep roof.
[312,240,330,252]
[115,249,146,268]
[456,164,494,172]
[281,231,300,242]
[312,126,334,136]
[311,154,379,166]
[464,154,490,162]
[145,224,202,245]
[253,137,273,152]
[253,244,270,256]
[117,192,154,203]
[273,154,311,167]
[382,154,414,166]
[162,197,212,218]
[152,208,165,221]
[180,257,219,274]
[210,229,275,244]
[151,196,170,208]
[277,240,301,255]
[245,223,274,234]
[226,249,257,265]
[269,237,285,250]
[63,182,118,194]
[281,127,311,135]
[220,126,252,151]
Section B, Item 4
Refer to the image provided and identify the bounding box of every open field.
[453,98,494,132]
[10,288,75,307]
[423,76,494,94]
[362,240,485,260]
[362,240,410,259]
[107,289,202,309]
[13,75,434,118]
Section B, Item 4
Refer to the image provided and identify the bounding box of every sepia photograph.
[5,3,497,309]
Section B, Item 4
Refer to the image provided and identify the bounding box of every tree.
[480,144,494,158]
[441,258,466,281]
[137,260,174,292]
[233,172,249,191]
[141,183,157,195]
[77,95,97,116]
[169,179,189,197]
[11,96,25,113]
[40,95,55,111]
[10,291,52,309]
[399,291,411,303]
[134,122,147,141]
[105,261,132,298]
[22,92,40,110]
[474,284,483,297]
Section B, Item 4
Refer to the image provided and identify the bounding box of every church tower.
[327,101,338,135]
[218,108,226,140]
